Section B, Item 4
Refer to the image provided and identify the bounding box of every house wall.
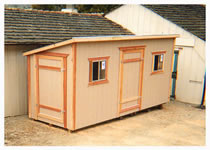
[5,44,44,117]
[75,38,174,129]
[106,4,206,104]
[29,45,72,129]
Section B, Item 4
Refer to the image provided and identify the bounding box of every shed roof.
[5,8,133,44]
[23,34,179,56]
[143,5,205,41]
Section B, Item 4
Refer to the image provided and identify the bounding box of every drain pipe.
[200,71,206,109]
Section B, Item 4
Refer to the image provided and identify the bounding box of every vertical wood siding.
[75,39,174,129]
[5,44,44,117]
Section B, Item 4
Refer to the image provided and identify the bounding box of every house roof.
[5,8,133,44]
[23,34,179,56]
[143,5,205,41]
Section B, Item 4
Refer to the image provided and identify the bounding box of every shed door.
[35,54,67,128]
[119,47,144,114]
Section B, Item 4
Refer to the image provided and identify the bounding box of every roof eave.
[23,34,179,56]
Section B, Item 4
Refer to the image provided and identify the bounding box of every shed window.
[92,61,106,81]
[88,56,110,85]
[152,51,166,74]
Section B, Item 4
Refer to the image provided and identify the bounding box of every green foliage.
[75,5,120,13]
[32,5,120,13]
[32,5,65,11]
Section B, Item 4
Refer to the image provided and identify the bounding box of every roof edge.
[23,34,179,56]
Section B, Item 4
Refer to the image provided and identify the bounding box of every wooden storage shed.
[23,35,178,131]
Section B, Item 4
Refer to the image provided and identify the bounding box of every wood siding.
[106,4,205,104]
[5,44,44,117]
[75,39,174,129]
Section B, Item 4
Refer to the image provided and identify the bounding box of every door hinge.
[61,110,65,113]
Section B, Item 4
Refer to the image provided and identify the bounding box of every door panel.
[119,47,145,114]
[122,62,140,100]
[35,54,67,128]
[39,69,63,108]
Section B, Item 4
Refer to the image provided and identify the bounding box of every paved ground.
[4,100,205,146]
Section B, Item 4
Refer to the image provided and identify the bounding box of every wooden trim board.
[39,104,61,112]
[63,57,67,128]
[120,96,141,104]
[122,58,142,63]
[38,65,61,72]
[38,113,63,124]
[88,80,109,86]
[119,45,146,51]
[23,35,179,56]
[37,55,63,61]
[118,50,124,114]
[40,52,69,58]
[27,56,31,118]
[120,105,139,113]
[139,49,144,110]
[151,51,166,55]
[35,55,40,117]
[72,43,77,130]
[88,56,110,61]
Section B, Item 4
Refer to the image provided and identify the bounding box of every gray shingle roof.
[5,8,133,44]
[143,5,205,41]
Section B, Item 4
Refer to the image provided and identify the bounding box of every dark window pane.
[100,61,106,79]
[92,62,99,81]
[154,55,159,71]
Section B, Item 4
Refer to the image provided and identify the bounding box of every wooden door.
[35,53,67,128]
[119,46,145,114]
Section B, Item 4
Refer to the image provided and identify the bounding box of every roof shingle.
[143,5,205,41]
[5,8,133,44]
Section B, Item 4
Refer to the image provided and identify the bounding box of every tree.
[32,5,120,13]
[75,5,120,13]
[32,5,65,11]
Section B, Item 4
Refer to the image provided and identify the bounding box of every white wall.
[5,44,44,117]
[106,4,205,104]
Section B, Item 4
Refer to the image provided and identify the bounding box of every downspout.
[200,71,206,109]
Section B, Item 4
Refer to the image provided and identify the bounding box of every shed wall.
[75,38,174,129]
[5,44,44,117]
[106,4,206,104]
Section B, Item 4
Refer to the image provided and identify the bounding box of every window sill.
[151,70,164,75]
[88,79,109,86]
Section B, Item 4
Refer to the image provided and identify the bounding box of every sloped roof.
[5,8,133,44]
[23,34,179,56]
[143,5,205,41]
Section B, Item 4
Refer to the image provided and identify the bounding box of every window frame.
[151,51,166,75]
[88,56,110,86]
